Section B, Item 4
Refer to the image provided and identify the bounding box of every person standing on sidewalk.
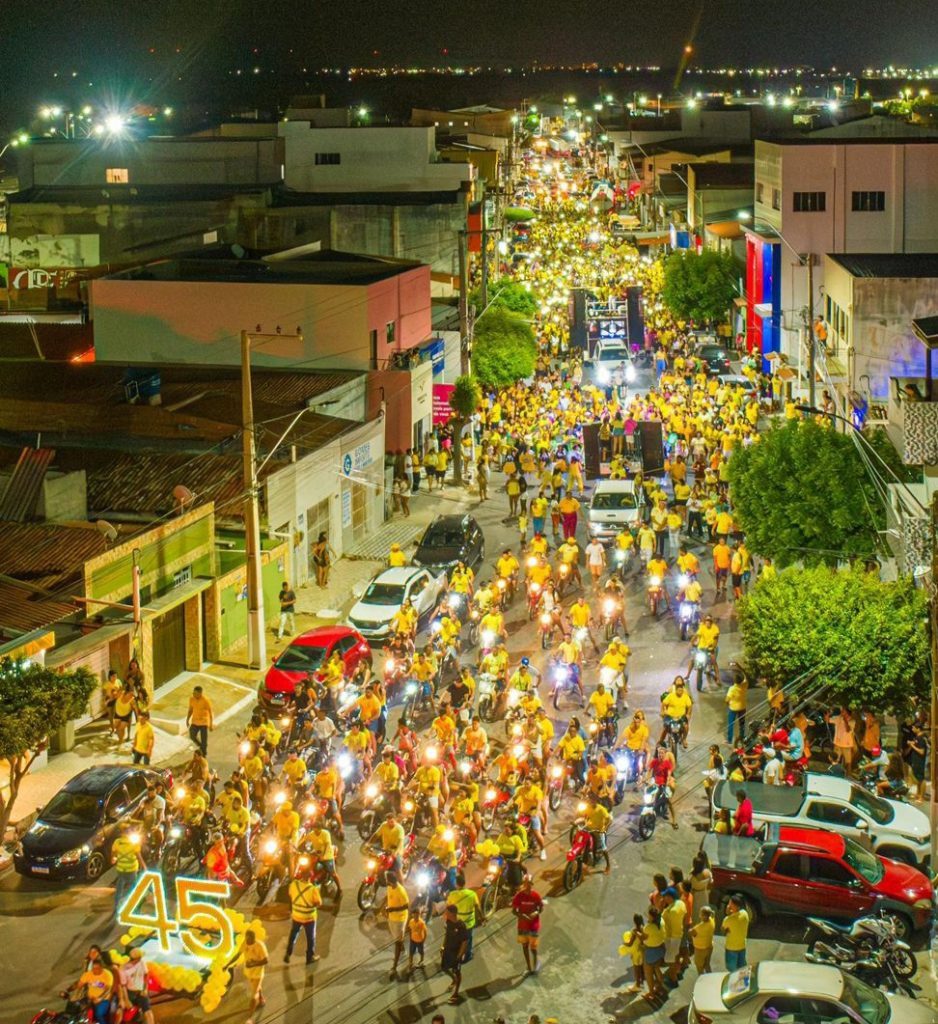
[511,874,544,975]
[242,928,268,1024]
[311,532,331,588]
[440,904,469,1005]
[131,710,154,766]
[725,677,747,745]
[445,871,484,962]
[111,820,145,918]
[186,685,213,757]
[284,863,322,965]
[721,895,749,971]
[277,581,297,639]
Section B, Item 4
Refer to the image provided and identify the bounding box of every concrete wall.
[306,375,367,421]
[92,268,432,370]
[17,138,282,190]
[38,470,87,521]
[284,127,471,193]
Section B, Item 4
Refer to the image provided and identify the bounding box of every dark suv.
[15,764,170,881]
[412,514,484,574]
[696,343,732,376]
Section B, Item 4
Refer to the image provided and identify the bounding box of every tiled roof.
[828,253,938,279]
[0,579,77,634]
[0,523,108,590]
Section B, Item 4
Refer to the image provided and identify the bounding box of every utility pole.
[457,229,470,375]
[805,253,816,408]
[241,327,303,670]
[480,215,489,311]
[931,491,938,868]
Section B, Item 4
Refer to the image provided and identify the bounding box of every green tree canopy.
[472,307,537,388]
[0,658,98,836]
[737,565,928,714]
[449,374,481,419]
[661,249,741,323]
[728,420,885,567]
[471,278,538,319]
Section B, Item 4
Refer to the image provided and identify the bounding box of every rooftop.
[105,248,425,286]
[688,162,754,188]
[0,522,108,590]
[828,253,938,278]
[0,578,78,637]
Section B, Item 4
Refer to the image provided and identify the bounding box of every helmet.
[520,657,530,667]
[871,745,882,758]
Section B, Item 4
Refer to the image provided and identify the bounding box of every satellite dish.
[173,484,194,506]
[95,519,119,544]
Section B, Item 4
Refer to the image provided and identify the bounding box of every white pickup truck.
[711,773,930,868]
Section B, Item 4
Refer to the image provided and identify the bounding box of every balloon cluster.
[474,839,501,858]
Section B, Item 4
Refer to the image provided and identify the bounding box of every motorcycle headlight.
[616,758,629,772]
[512,744,525,758]
[649,576,661,587]
[431,620,442,634]
[487,859,500,875]
[603,599,615,614]
[367,858,377,870]
[576,801,588,814]
[404,801,415,813]
[597,367,610,384]
[280,716,291,728]
[405,683,417,696]
[239,741,251,756]
[550,765,563,779]
[273,790,287,806]
[386,657,396,670]
[625,365,636,383]
[459,760,472,774]
[485,788,497,801]
[264,839,279,855]
[913,898,933,909]
[643,791,655,806]
[170,826,183,839]
[442,829,454,842]
[615,550,625,562]
[365,784,378,799]
[497,579,507,591]
[417,870,430,888]
[540,613,551,625]
[425,745,438,762]
[530,582,541,594]
[304,802,317,817]
[482,630,496,646]
[527,557,537,568]
[677,574,689,588]
[174,786,187,801]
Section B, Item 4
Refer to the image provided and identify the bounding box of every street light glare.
[103,113,127,135]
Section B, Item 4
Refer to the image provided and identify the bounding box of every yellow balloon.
[119,935,131,946]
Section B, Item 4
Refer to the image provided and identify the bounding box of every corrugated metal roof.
[0,579,77,634]
[0,523,108,590]
[0,447,54,522]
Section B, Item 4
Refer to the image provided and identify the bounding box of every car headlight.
[625,365,636,383]
[58,846,88,866]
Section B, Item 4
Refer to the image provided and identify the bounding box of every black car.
[412,514,484,574]
[14,764,168,881]
[696,343,733,376]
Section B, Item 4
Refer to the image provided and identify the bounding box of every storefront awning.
[754,303,774,318]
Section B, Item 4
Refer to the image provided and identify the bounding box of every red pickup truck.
[703,825,934,939]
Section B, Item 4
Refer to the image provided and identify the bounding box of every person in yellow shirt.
[343,721,372,776]
[692,615,721,681]
[311,762,344,838]
[660,676,693,748]
[462,716,488,768]
[496,549,520,581]
[583,795,612,872]
[534,707,555,760]
[411,759,442,827]
[427,823,459,889]
[279,752,308,792]
[725,676,748,745]
[555,634,584,701]
[449,562,474,597]
[431,710,457,751]
[619,709,650,778]
[556,536,581,589]
[513,775,547,859]
[676,545,700,579]
[586,753,616,806]
[557,723,586,785]
[372,747,402,808]
[479,607,505,647]
[588,682,615,724]
[391,598,417,639]
[131,711,155,766]
[388,542,407,568]
[712,539,731,599]
[760,556,776,582]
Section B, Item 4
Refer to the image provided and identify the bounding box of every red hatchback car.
[260,625,372,710]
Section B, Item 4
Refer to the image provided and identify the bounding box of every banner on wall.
[432,383,455,425]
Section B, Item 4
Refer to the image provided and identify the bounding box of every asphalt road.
[1,367,810,1024]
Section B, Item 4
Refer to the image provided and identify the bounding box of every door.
[306,499,331,576]
[804,854,876,920]
[761,852,813,914]
[805,800,865,843]
[152,604,186,689]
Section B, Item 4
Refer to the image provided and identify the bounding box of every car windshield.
[592,491,637,510]
[721,966,757,1009]
[839,972,891,1024]
[41,790,101,828]
[362,582,407,606]
[849,784,894,826]
[423,527,463,548]
[598,348,629,363]
[704,348,728,360]
[842,835,885,884]
[274,644,327,673]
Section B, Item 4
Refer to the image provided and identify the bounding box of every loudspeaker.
[582,422,602,480]
[637,420,665,475]
[570,288,588,350]
[626,286,645,347]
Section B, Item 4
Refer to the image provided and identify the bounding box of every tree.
[0,658,98,838]
[736,565,928,714]
[661,249,741,324]
[449,374,481,486]
[472,307,537,388]
[728,420,886,567]
[471,278,538,319]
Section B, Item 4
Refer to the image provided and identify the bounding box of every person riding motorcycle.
[582,795,612,872]
[554,633,584,701]
[426,823,459,893]
[556,721,587,786]
[222,792,253,869]
[368,814,407,874]
[391,598,418,643]
[271,800,301,875]
[371,746,403,813]
[646,554,669,611]
[556,536,582,589]
[599,637,630,709]
[587,682,617,738]
[299,820,342,896]
[618,710,651,779]
[311,761,345,840]
[528,531,549,559]
[601,575,629,635]
[495,548,521,603]
[676,545,700,579]
[204,830,243,886]
[435,609,462,654]
[691,614,721,678]
[612,528,635,576]
[494,817,528,890]
[449,561,475,598]
[586,755,617,810]
[659,676,693,749]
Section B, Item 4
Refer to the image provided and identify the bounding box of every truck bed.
[702,831,775,874]
[711,779,805,817]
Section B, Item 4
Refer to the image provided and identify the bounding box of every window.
[386,321,396,345]
[106,168,129,184]
[173,566,192,588]
[852,190,885,212]
[772,853,805,880]
[756,182,765,204]
[806,802,862,828]
[793,191,826,212]
[771,188,781,211]
[104,785,129,821]
[124,773,148,803]
[314,152,341,166]
[806,856,855,887]
[409,575,428,598]
[337,635,359,656]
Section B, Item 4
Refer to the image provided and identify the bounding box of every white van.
[587,479,641,543]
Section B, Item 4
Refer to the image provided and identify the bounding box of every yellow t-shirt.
[569,603,591,627]
[589,690,615,719]
[80,969,114,1004]
[558,733,585,760]
[386,881,410,922]
[723,909,750,951]
[624,723,649,751]
[692,918,715,950]
[132,721,154,755]
[662,690,693,718]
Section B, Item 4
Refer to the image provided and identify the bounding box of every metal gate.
[152,603,186,690]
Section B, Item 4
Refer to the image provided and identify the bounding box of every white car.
[717,373,758,395]
[346,567,444,644]
[588,479,641,542]
[689,962,934,1024]
[590,341,636,386]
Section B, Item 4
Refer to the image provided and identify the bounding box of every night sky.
[0,0,930,129]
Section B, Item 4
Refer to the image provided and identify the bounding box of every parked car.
[588,341,636,385]
[696,342,733,375]
[14,765,170,882]
[689,961,934,1024]
[260,625,372,709]
[703,826,933,938]
[587,479,641,542]
[711,775,930,868]
[347,566,445,643]
[412,514,484,574]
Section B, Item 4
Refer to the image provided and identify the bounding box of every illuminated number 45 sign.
[118,871,236,961]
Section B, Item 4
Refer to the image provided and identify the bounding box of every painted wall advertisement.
[432,383,455,425]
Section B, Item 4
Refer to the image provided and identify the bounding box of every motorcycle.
[301,797,343,840]
[547,760,580,811]
[161,815,210,878]
[563,804,605,891]
[599,665,628,714]
[294,852,340,902]
[613,748,643,803]
[442,591,470,624]
[476,671,499,723]
[479,855,514,917]
[526,580,544,620]
[402,680,434,728]
[647,575,665,617]
[31,994,142,1024]
[495,573,517,608]
[556,561,573,599]
[538,609,562,650]
[587,713,617,756]
[480,782,514,832]
[467,607,481,648]
[677,588,700,641]
[689,644,717,693]
[549,661,582,711]
[613,546,633,580]
[253,836,289,904]
[503,688,528,738]
[357,832,416,911]
[638,782,670,840]
[357,783,394,840]
[859,774,910,802]
[600,595,624,641]
[383,653,411,705]
[805,914,918,973]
